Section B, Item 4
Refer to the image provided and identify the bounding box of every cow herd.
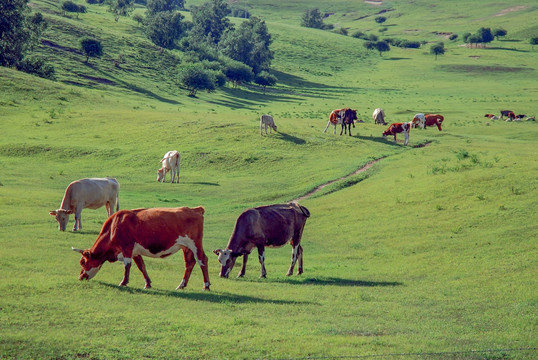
[323,107,444,145]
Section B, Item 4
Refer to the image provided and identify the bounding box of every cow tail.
[299,205,310,218]
[116,193,120,212]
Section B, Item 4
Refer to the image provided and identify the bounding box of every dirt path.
[293,142,431,202]
[293,157,384,202]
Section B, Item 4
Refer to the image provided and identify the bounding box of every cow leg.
[437,123,442,131]
[177,248,195,290]
[170,168,175,184]
[73,208,82,231]
[237,253,248,278]
[258,246,267,278]
[404,131,409,146]
[340,123,344,136]
[105,201,112,216]
[348,123,352,136]
[133,256,151,289]
[119,258,132,287]
[393,134,397,144]
[286,244,303,276]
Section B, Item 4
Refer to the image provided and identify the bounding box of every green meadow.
[1,0,537,359]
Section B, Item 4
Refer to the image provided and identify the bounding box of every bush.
[351,31,368,40]
[16,57,55,80]
[80,38,102,62]
[178,64,217,97]
[86,0,105,4]
[449,34,458,41]
[62,1,87,13]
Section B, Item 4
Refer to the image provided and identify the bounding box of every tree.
[374,40,390,56]
[301,8,324,29]
[0,0,47,67]
[223,60,253,88]
[189,0,231,46]
[146,0,184,15]
[493,28,507,41]
[80,38,102,63]
[375,16,386,24]
[108,0,134,21]
[178,64,217,97]
[476,27,494,45]
[430,43,445,60]
[61,1,86,16]
[531,37,538,50]
[220,16,273,74]
[144,11,185,49]
[254,71,276,93]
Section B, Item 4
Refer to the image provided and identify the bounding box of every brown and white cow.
[411,113,425,129]
[383,122,412,146]
[373,108,387,125]
[214,202,310,279]
[50,177,119,232]
[324,108,357,136]
[72,207,210,290]
[424,114,444,131]
[500,110,515,121]
[484,113,499,120]
[157,150,180,183]
[260,114,277,135]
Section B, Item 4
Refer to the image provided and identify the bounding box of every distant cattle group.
[487,110,534,122]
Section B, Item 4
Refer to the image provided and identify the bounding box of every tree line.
[1,0,275,96]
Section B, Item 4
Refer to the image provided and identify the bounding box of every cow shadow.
[274,132,306,145]
[244,277,403,287]
[98,282,314,304]
[181,181,220,186]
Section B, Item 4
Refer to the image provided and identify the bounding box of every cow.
[373,108,387,125]
[411,113,425,129]
[383,122,412,146]
[157,150,180,183]
[515,114,526,121]
[49,177,119,232]
[324,108,357,135]
[72,206,211,290]
[340,108,357,136]
[484,113,499,120]
[500,110,515,121]
[424,114,444,131]
[260,114,277,135]
[213,202,310,279]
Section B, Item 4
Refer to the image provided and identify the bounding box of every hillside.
[1,0,537,359]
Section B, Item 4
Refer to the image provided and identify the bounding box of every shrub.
[449,34,458,41]
[62,1,87,14]
[178,64,217,97]
[80,38,102,62]
[16,56,55,80]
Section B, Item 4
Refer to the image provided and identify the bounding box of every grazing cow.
[260,114,277,135]
[383,122,412,146]
[214,202,310,279]
[515,114,526,121]
[411,113,425,129]
[157,150,180,183]
[49,177,119,232]
[324,109,343,134]
[424,114,444,131]
[72,207,210,290]
[526,116,535,121]
[500,110,515,121]
[484,113,499,120]
[373,108,387,125]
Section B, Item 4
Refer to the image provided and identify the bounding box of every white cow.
[157,150,180,183]
[373,108,386,125]
[49,177,120,231]
[260,114,277,135]
[411,113,426,129]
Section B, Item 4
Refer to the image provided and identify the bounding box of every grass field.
[1,0,537,359]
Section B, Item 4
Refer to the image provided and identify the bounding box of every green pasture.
[1,0,537,359]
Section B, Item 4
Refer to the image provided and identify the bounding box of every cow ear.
[66,210,73,214]
[49,211,57,216]
[213,249,221,256]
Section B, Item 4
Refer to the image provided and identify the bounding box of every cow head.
[157,168,165,182]
[49,209,73,231]
[72,247,103,281]
[213,249,242,278]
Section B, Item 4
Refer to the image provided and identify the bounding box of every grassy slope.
[1,0,537,359]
